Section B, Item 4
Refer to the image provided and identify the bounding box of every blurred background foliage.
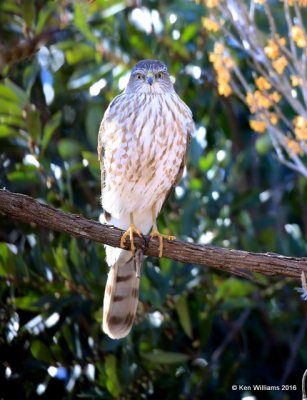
[0,0,306,399]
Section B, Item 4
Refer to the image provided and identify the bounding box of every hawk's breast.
[101,92,192,217]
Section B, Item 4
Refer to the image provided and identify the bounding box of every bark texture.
[0,189,306,280]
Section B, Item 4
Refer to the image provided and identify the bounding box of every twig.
[280,314,307,385]
[0,189,306,279]
[189,308,251,399]
[0,29,61,72]
[210,309,251,364]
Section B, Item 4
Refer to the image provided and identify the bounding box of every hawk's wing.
[97,95,124,184]
[98,93,125,158]
[161,124,193,209]
[97,94,124,219]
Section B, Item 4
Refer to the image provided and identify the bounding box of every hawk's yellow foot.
[150,224,176,257]
[120,213,142,256]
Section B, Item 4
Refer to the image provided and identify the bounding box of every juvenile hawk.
[98,60,194,339]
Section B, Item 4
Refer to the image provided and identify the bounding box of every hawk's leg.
[120,213,142,256]
[149,206,176,257]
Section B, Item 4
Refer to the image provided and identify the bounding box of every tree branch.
[0,189,306,280]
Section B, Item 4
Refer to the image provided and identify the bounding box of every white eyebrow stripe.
[133,69,147,75]
[133,68,167,75]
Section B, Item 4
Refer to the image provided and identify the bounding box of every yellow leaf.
[250,119,267,133]
[272,56,288,75]
[204,0,219,8]
[286,139,304,155]
[255,76,271,91]
[290,75,302,87]
[202,17,219,32]
[291,26,306,48]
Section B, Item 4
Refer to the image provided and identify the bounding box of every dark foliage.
[0,1,306,399]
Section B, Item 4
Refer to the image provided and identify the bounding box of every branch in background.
[280,314,307,385]
[203,0,307,177]
[0,29,61,72]
[191,308,251,398]
[0,189,306,280]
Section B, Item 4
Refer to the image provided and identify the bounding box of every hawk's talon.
[120,224,142,256]
[150,227,176,257]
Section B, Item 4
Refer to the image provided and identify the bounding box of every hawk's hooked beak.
[147,73,154,86]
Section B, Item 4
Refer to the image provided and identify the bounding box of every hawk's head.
[125,60,175,95]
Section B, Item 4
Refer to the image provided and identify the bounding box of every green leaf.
[0,125,18,138]
[66,43,95,65]
[0,243,15,275]
[255,134,272,154]
[190,178,202,190]
[14,296,40,311]
[105,355,121,397]
[0,101,22,117]
[67,162,84,175]
[0,243,10,265]
[146,287,162,307]
[86,104,102,149]
[20,1,35,27]
[74,3,98,43]
[31,340,53,364]
[82,151,100,170]
[26,105,41,141]
[0,114,25,129]
[141,350,190,364]
[62,324,75,354]
[41,111,62,153]
[58,139,82,159]
[215,278,256,301]
[55,247,71,279]
[69,238,81,268]
[176,294,193,339]
[24,63,39,93]
[0,83,19,103]
[5,79,29,107]
[7,170,39,183]
[82,150,100,179]
[180,23,198,43]
[36,3,58,34]
[199,151,215,171]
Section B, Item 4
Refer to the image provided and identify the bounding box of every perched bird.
[98,59,194,339]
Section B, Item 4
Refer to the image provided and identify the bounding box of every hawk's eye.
[136,73,143,80]
[156,72,163,79]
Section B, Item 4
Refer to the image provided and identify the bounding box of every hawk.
[98,60,194,339]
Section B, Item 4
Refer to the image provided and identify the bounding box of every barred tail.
[102,251,142,339]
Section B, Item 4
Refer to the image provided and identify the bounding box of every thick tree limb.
[0,189,306,280]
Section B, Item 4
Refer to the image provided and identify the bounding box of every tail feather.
[103,250,143,339]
